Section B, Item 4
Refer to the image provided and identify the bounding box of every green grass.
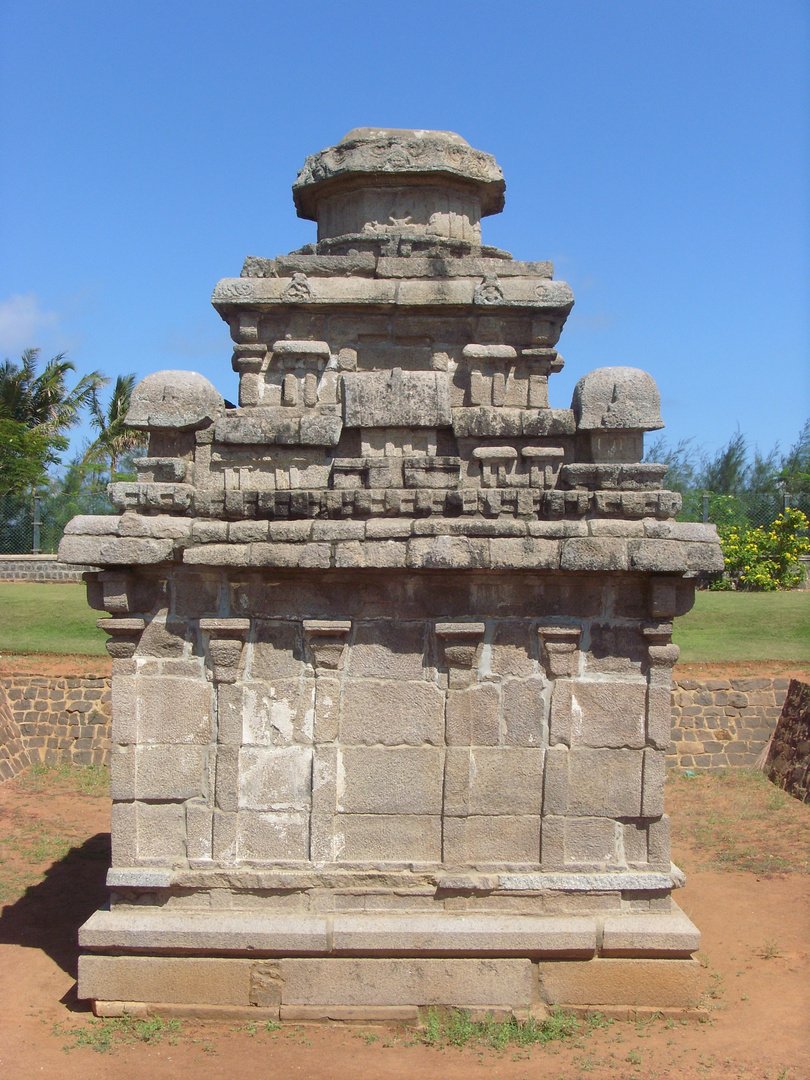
[672,590,810,664]
[0,582,108,655]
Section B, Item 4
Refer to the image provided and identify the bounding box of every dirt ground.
[0,760,808,1080]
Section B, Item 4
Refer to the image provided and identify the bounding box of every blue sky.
[1,0,807,467]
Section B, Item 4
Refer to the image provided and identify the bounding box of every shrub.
[716,509,810,590]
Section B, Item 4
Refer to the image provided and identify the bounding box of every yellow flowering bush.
[716,509,810,590]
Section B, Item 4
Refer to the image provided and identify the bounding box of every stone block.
[238,746,313,811]
[110,801,137,865]
[137,616,188,658]
[442,815,541,863]
[330,913,594,955]
[407,536,489,569]
[173,571,221,617]
[135,801,187,861]
[78,956,254,1006]
[339,747,443,814]
[488,538,560,570]
[310,746,338,862]
[215,745,239,811]
[343,370,451,428]
[647,816,671,869]
[489,621,536,677]
[585,622,646,674]
[503,677,546,746]
[646,683,672,751]
[444,747,544,816]
[186,800,213,861]
[536,958,701,1008]
[313,678,340,743]
[641,747,667,817]
[79,908,329,952]
[111,675,137,744]
[560,539,628,572]
[563,817,619,865]
[280,958,533,1007]
[622,821,648,864]
[628,540,688,573]
[550,748,642,818]
[241,679,313,746]
[602,906,700,956]
[336,814,442,862]
[340,680,444,746]
[568,680,646,748]
[347,621,428,680]
[136,677,214,745]
[132,745,208,801]
[236,810,310,861]
[446,684,500,745]
[251,621,303,679]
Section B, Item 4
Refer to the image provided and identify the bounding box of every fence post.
[702,493,709,524]
[32,494,41,554]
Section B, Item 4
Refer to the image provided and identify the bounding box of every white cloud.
[0,293,62,356]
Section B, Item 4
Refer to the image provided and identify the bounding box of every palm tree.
[0,348,107,495]
[83,373,146,482]
[0,348,106,433]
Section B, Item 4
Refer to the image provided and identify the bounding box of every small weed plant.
[59,1015,182,1054]
[418,1006,609,1052]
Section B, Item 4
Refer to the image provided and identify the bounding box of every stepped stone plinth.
[60,128,723,1020]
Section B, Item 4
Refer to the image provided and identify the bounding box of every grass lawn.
[0,581,808,664]
[0,582,108,656]
[672,589,810,664]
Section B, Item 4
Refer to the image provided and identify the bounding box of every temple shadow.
[0,831,110,1004]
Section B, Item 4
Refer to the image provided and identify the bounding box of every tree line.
[646,422,810,497]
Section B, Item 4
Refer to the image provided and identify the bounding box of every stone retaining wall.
[0,674,111,770]
[0,554,90,583]
[668,676,789,770]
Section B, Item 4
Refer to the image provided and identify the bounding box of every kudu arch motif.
[60,128,723,1017]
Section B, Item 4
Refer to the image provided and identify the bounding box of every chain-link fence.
[0,492,39,554]
[1,489,113,555]
[678,491,810,529]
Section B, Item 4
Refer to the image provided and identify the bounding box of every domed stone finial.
[572,367,664,432]
[292,128,505,252]
[126,370,224,430]
[572,367,664,464]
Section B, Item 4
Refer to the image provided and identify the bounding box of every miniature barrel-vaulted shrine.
[60,129,723,1019]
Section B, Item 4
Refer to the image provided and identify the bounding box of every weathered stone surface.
[444,748,544,816]
[280,957,532,1007]
[339,747,443,814]
[127,370,224,430]
[536,958,700,1007]
[340,681,444,745]
[572,368,664,432]
[343,370,451,428]
[765,678,810,802]
[59,127,715,1016]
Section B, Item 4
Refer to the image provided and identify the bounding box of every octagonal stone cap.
[126,370,224,430]
[293,128,506,221]
[572,367,664,432]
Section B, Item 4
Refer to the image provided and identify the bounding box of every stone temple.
[60,129,724,1019]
